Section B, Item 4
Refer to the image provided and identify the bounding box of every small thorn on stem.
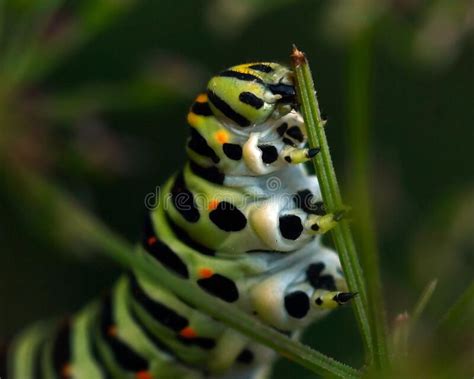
[291,45,306,67]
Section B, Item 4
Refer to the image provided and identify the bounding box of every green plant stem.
[410,279,438,329]
[346,33,390,369]
[3,165,361,379]
[291,46,375,365]
[437,280,474,333]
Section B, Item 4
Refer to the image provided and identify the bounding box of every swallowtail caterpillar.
[0,62,355,379]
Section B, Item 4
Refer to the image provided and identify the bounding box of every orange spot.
[107,325,118,337]
[198,267,214,279]
[196,93,208,103]
[61,363,72,378]
[208,199,219,211]
[187,113,200,126]
[214,130,229,144]
[179,326,197,339]
[147,236,157,246]
[135,371,153,379]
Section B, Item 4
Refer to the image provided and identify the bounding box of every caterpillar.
[1,62,354,379]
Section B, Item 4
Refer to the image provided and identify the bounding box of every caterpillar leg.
[304,211,345,235]
[312,290,357,310]
[248,244,349,331]
[282,146,320,164]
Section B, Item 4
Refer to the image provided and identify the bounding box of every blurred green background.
[0,0,473,377]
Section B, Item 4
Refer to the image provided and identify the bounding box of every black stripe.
[142,212,190,279]
[171,171,200,224]
[177,335,216,350]
[248,64,273,73]
[165,211,216,256]
[239,92,264,109]
[52,320,71,376]
[188,128,220,163]
[89,325,113,379]
[268,83,295,103]
[100,295,150,372]
[189,160,225,185]
[128,274,189,332]
[127,301,175,357]
[191,101,213,116]
[218,70,264,85]
[207,90,251,127]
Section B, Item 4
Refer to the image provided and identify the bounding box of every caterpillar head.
[207,62,295,128]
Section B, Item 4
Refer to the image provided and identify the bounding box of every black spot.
[277,122,288,136]
[100,295,149,372]
[142,213,189,278]
[284,291,310,319]
[188,128,220,163]
[127,302,178,359]
[189,160,225,185]
[237,349,255,364]
[279,215,303,240]
[287,126,304,142]
[315,298,323,306]
[282,137,296,147]
[208,90,251,127]
[129,274,189,332]
[191,101,213,116]
[165,212,215,256]
[248,64,273,73]
[239,91,264,109]
[197,274,239,302]
[178,336,216,350]
[294,190,326,215]
[171,172,200,223]
[218,70,264,85]
[52,320,71,375]
[306,263,337,291]
[209,201,247,232]
[258,145,279,164]
[223,143,243,160]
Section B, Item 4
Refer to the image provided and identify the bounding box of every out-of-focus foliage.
[0,0,473,377]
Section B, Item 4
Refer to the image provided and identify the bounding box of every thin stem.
[411,279,438,329]
[291,46,375,364]
[346,33,390,369]
[437,280,474,333]
[3,165,361,379]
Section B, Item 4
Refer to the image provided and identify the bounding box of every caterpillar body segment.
[2,62,349,379]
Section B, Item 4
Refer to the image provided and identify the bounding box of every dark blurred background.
[0,0,473,377]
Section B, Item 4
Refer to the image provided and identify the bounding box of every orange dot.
[147,236,157,246]
[180,326,197,339]
[215,130,229,144]
[196,93,208,103]
[198,267,214,279]
[107,325,118,337]
[61,363,72,378]
[135,371,153,379]
[208,199,219,211]
[187,113,200,126]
